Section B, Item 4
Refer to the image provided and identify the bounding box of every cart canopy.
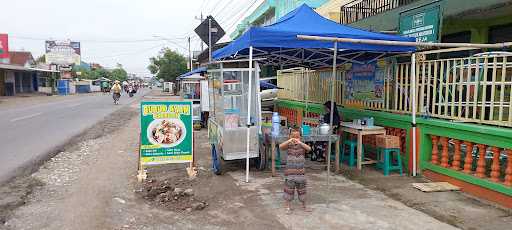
[178,66,207,80]
[213,4,415,68]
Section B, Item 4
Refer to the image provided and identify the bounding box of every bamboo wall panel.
[277,54,512,127]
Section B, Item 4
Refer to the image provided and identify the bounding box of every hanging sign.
[345,62,384,102]
[399,3,441,43]
[140,101,193,165]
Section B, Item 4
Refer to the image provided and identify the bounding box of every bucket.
[301,124,311,136]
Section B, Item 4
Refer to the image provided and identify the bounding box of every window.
[440,31,473,58]
[441,31,471,43]
[39,76,48,87]
[488,23,512,44]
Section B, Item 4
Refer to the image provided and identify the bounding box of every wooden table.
[340,122,386,170]
[267,128,340,176]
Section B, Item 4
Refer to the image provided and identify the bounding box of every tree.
[110,65,128,82]
[35,55,46,64]
[148,48,187,82]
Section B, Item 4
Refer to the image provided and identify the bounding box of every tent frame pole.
[411,52,417,177]
[245,46,254,183]
[327,42,337,196]
[297,35,512,49]
[305,68,309,120]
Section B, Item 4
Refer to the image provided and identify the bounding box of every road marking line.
[67,103,83,108]
[10,112,42,122]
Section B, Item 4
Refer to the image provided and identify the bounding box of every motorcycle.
[113,93,121,104]
[128,87,135,97]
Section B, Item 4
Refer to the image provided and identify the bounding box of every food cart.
[180,72,209,126]
[207,61,266,175]
[163,82,174,94]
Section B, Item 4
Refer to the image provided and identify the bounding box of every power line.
[212,0,236,18]
[218,0,251,25]
[207,0,223,15]
[10,35,189,43]
[224,0,260,34]
[198,0,208,12]
[91,43,166,59]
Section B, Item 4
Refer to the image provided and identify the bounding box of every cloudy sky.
[2,0,262,77]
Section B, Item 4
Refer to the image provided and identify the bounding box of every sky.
[1,0,263,77]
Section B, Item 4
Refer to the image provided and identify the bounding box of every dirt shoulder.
[0,102,138,229]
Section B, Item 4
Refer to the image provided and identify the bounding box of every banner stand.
[137,132,147,182]
[138,101,194,182]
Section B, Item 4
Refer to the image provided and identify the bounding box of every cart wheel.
[254,143,267,171]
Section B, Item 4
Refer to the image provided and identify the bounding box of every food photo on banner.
[345,62,385,104]
[140,101,193,165]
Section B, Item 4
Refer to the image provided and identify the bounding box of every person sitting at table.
[313,101,341,161]
[322,101,340,130]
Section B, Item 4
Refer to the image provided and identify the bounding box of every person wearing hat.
[111,80,122,104]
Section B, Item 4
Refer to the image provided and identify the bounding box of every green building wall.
[349,0,512,43]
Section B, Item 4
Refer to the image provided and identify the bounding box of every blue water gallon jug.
[301,124,311,136]
[271,112,280,137]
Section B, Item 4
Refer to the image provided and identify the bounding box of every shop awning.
[178,67,207,80]
[213,4,415,68]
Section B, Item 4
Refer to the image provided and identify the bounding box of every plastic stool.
[376,148,403,176]
[341,139,365,167]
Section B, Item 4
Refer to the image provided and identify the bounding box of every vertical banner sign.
[399,3,441,43]
[345,62,384,103]
[140,101,193,165]
[0,34,9,59]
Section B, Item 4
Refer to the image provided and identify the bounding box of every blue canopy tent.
[213,4,415,68]
[212,4,416,182]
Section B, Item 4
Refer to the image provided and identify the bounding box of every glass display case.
[207,61,263,169]
[180,75,208,124]
[181,81,201,100]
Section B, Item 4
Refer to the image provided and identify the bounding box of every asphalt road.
[0,90,147,184]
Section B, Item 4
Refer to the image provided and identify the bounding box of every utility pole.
[208,17,212,63]
[194,13,204,52]
[200,13,204,52]
[188,36,192,70]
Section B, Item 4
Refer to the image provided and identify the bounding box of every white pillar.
[245,46,254,183]
[411,53,417,177]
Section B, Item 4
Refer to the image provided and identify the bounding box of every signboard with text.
[45,40,81,65]
[399,3,441,43]
[0,34,9,60]
[140,101,193,165]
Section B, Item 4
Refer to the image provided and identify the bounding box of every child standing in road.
[279,128,312,214]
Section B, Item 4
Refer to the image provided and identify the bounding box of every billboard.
[0,34,9,60]
[45,40,81,65]
[140,101,193,165]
